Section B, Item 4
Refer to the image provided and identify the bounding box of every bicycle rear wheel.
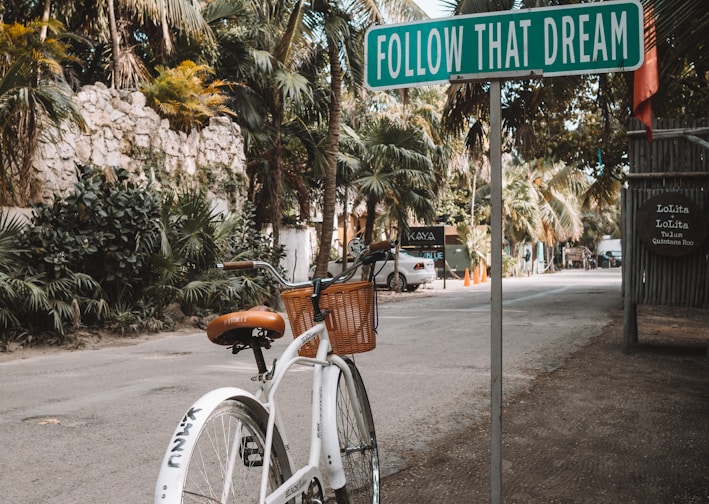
[171,399,291,503]
[334,359,380,504]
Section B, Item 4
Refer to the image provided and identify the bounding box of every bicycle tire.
[163,398,292,503]
[334,359,380,504]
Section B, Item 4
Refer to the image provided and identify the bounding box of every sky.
[413,0,454,19]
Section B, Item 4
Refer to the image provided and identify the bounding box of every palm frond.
[179,280,215,305]
[273,69,313,108]
[0,211,28,271]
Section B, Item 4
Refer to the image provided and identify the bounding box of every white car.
[310,250,437,291]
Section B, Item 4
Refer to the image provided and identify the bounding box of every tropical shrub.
[24,165,163,308]
[214,201,286,311]
[2,168,285,347]
[149,198,286,317]
[0,210,103,347]
[142,61,233,133]
[0,211,31,347]
[148,187,227,316]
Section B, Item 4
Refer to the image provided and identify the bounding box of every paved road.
[0,268,621,503]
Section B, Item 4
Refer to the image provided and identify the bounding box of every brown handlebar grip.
[368,240,395,252]
[220,261,255,270]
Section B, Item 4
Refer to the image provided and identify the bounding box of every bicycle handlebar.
[219,261,255,271]
[367,239,395,252]
[217,239,398,290]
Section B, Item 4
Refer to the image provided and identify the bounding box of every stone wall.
[35,82,246,212]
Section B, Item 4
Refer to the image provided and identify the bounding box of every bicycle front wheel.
[166,399,291,503]
[335,359,380,504]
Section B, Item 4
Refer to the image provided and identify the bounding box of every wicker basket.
[281,281,376,358]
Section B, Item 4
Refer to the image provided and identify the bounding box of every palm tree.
[528,158,586,269]
[499,161,541,250]
[307,0,380,278]
[15,0,215,88]
[348,118,436,240]
[445,0,708,205]
[308,0,434,279]
[359,118,438,290]
[475,155,585,270]
[0,20,85,206]
[212,0,313,244]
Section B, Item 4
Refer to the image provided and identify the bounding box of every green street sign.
[365,0,643,90]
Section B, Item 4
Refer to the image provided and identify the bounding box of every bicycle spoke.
[336,360,380,504]
[176,400,290,503]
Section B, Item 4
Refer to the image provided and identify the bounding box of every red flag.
[633,2,659,142]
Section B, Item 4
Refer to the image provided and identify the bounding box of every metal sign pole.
[451,70,541,504]
[489,79,503,504]
[364,3,643,499]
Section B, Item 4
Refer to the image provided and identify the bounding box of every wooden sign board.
[637,192,709,257]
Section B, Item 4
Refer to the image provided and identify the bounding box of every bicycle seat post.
[251,337,269,376]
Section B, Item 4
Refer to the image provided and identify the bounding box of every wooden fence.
[622,118,709,352]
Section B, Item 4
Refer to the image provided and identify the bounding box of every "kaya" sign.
[400,226,445,247]
[637,192,709,257]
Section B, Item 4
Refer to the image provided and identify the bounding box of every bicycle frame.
[157,240,392,504]
[155,318,370,504]
[263,322,369,504]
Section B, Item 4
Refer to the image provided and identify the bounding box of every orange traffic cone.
[463,268,471,286]
[481,264,487,282]
[473,265,481,284]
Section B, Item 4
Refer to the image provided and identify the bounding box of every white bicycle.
[155,240,394,504]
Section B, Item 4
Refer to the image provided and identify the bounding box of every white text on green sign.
[365,0,643,90]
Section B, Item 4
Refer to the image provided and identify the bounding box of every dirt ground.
[381,304,709,503]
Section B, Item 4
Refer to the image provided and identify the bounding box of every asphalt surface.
[0,268,622,503]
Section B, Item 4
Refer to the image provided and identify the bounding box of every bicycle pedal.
[239,436,264,467]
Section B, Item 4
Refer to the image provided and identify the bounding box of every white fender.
[321,364,347,490]
[154,387,261,503]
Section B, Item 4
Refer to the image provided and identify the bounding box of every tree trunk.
[313,37,343,279]
[107,0,121,88]
[341,184,348,272]
[159,0,174,56]
[363,198,376,245]
[392,240,401,292]
[358,198,378,282]
[39,0,51,41]
[269,109,284,245]
[16,109,39,205]
[470,163,478,266]
[470,161,478,230]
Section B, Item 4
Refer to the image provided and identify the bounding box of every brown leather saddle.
[206,306,286,346]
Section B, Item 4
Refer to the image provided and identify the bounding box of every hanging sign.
[637,192,709,257]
